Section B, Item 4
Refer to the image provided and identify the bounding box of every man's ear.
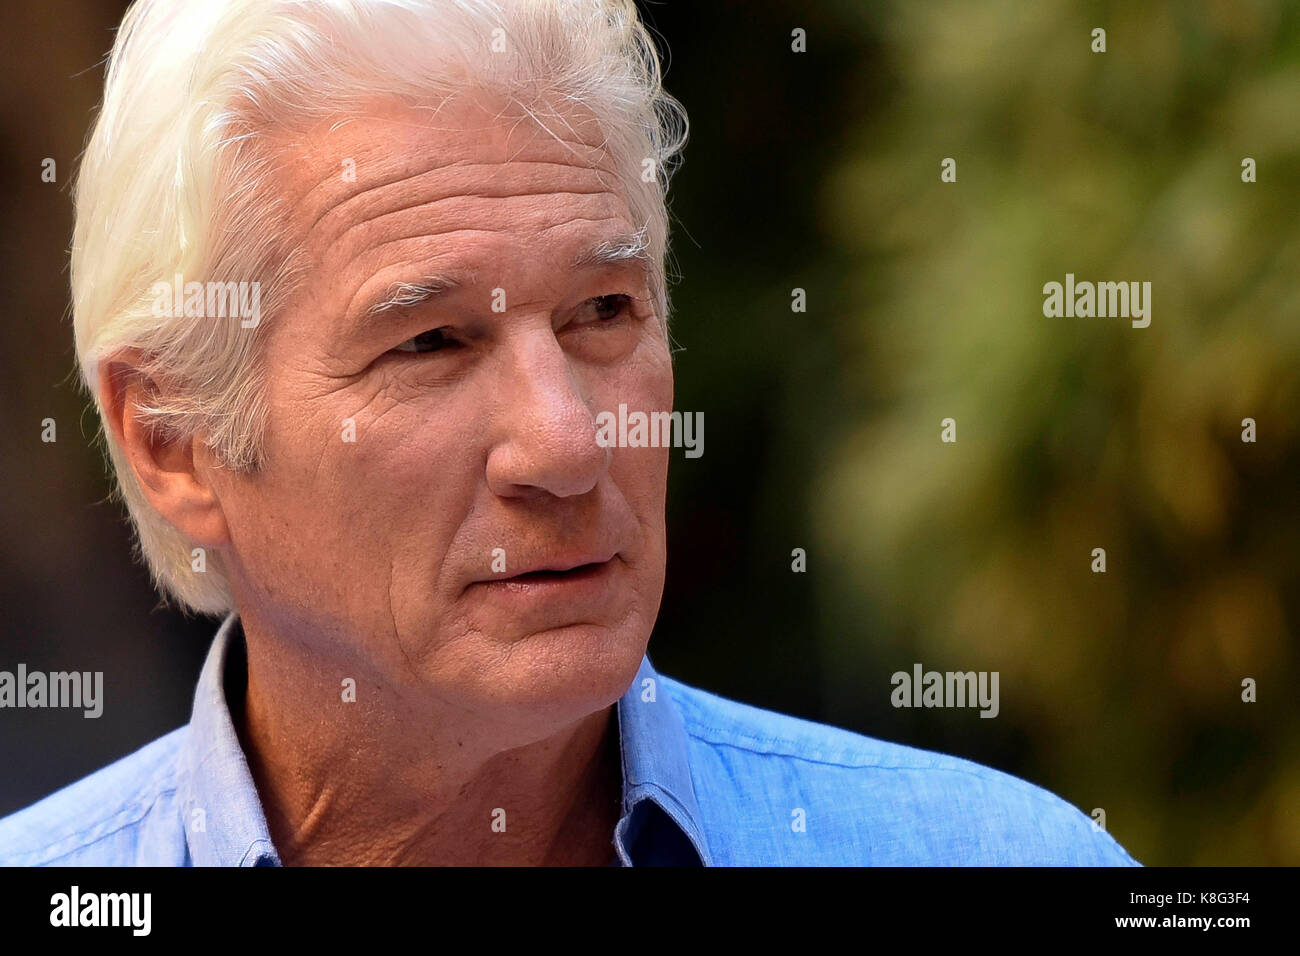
[98,351,232,549]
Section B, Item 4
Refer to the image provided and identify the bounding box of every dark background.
[1,0,1297,865]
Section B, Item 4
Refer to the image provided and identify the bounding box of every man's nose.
[484,331,611,500]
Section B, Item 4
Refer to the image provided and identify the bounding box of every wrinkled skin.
[104,92,675,864]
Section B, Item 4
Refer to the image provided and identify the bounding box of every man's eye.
[585,293,633,323]
[393,328,454,354]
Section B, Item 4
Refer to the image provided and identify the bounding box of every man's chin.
[464,620,650,726]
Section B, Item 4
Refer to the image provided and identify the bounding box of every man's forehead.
[279,96,620,230]
[253,97,649,333]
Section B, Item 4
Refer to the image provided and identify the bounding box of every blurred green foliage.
[653,0,1300,865]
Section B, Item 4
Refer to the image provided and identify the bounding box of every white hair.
[72,0,688,615]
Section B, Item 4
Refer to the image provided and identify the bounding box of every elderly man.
[1,0,1137,867]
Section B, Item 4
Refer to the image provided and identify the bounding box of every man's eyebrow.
[570,226,651,270]
[363,275,462,318]
[359,228,650,321]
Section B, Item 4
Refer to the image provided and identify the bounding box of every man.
[0,0,1138,866]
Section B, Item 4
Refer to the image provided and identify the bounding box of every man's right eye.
[392,328,455,354]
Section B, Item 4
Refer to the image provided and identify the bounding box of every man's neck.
[230,621,625,866]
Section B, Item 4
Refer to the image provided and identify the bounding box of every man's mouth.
[468,553,622,601]
[501,562,609,584]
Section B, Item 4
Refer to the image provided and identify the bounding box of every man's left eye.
[392,327,456,354]
[581,293,633,323]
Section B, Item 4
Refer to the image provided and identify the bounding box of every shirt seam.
[9,785,180,866]
[682,727,1139,862]
[681,721,976,770]
[683,725,1074,800]
[665,683,910,768]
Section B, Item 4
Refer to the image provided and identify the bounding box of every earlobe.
[98,355,233,549]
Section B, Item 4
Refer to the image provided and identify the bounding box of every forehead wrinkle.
[276,95,617,233]
[325,186,624,302]
[319,185,626,305]
[292,114,616,233]
[350,210,627,271]
[304,159,619,270]
[302,148,611,230]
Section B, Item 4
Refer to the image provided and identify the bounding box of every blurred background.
[1,0,1297,864]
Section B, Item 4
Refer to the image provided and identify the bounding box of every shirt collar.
[613,655,712,865]
[177,613,711,866]
[176,612,280,866]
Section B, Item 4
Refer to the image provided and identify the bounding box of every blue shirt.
[0,614,1140,866]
